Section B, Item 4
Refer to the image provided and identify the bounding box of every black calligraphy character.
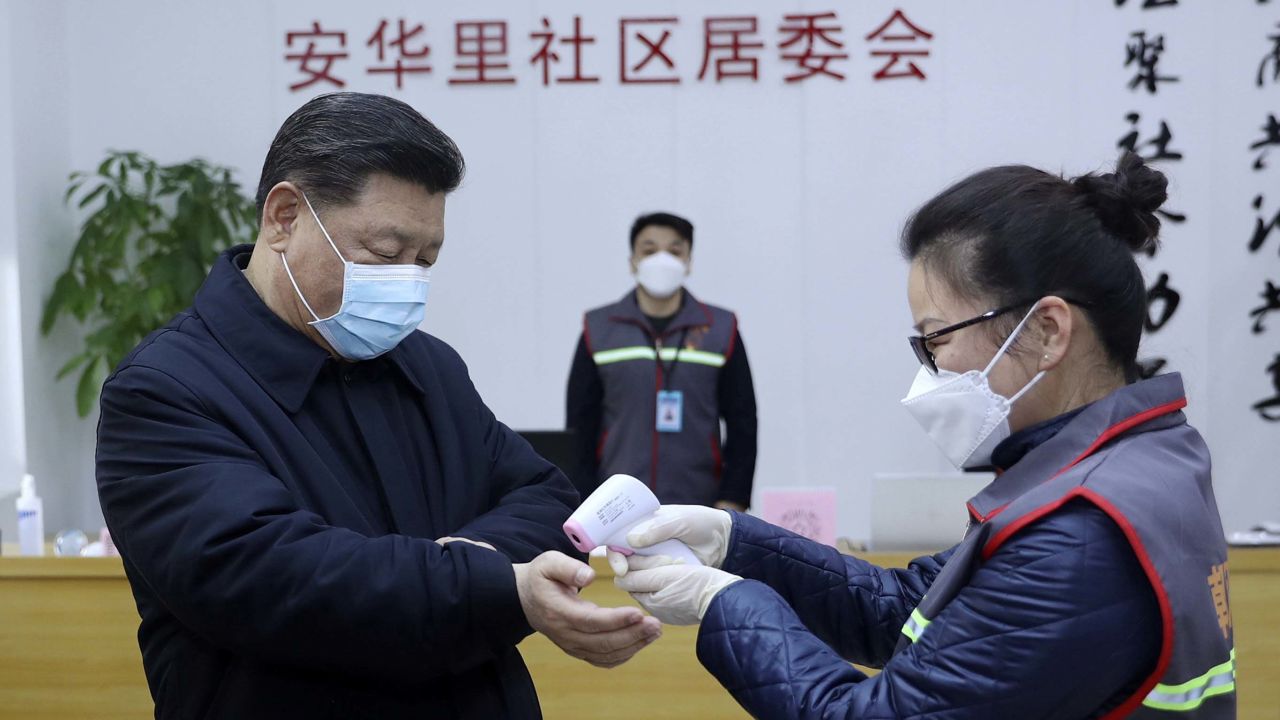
[1126,32,1180,94]
[1250,195,1280,254]
[1252,355,1280,422]
[1260,23,1280,87]
[1145,272,1181,332]
[1251,114,1280,170]
[1250,281,1280,334]
[1118,113,1184,162]
[1136,358,1168,380]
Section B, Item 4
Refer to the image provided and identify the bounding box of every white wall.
[3,0,1277,542]
[4,0,97,541]
[0,1,31,546]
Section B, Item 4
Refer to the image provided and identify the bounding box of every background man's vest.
[584,291,737,505]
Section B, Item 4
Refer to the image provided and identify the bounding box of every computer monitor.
[516,430,587,496]
[869,472,993,552]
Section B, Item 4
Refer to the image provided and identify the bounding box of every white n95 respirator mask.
[900,304,1046,470]
[635,251,688,299]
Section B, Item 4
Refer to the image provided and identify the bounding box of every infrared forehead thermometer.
[563,474,702,566]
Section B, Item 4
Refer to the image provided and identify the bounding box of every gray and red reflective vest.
[583,290,738,505]
[898,373,1235,718]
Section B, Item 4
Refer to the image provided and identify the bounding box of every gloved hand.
[607,505,734,577]
[613,555,742,626]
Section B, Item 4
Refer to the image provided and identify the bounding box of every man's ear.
[1035,296,1074,372]
[261,182,304,253]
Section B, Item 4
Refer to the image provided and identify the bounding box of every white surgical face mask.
[900,304,1046,469]
[635,251,688,299]
[281,193,432,361]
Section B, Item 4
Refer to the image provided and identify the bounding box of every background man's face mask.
[900,303,1046,469]
[280,193,432,361]
[635,251,688,299]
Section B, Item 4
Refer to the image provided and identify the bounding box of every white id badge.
[656,390,684,433]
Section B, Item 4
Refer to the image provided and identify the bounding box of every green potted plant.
[41,150,258,416]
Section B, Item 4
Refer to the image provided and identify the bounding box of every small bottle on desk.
[16,474,45,557]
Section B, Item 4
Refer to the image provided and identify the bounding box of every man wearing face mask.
[95,93,661,720]
[565,212,757,511]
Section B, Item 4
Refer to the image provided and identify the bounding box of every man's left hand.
[514,551,663,668]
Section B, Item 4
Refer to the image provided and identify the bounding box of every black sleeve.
[716,328,758,508]
[722,513,950,666]
[96,366,529,684]
[565,332,604,500]
[441,362,583,563]
[699,503,1161,719]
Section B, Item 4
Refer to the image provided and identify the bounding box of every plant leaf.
[52,150,257,418]
[41,272,81,335]
[56,352,91,380]
[75,356,107,418]
[76,183,108,209]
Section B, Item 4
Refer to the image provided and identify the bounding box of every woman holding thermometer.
[605,154,1234,720]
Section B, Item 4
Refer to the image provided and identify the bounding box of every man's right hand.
[514,551,662,669]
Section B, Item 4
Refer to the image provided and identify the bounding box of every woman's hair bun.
[1071,151,1168,254]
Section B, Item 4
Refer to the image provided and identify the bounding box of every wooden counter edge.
[4,547,1277,580]
[0,555,125,578]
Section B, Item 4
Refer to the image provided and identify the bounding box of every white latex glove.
[623,505,734,570]
[613,555,742,626]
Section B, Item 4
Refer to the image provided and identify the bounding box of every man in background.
[566,212,757,511]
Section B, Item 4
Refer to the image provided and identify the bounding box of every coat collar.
[966,372,1189,523]
[608,289,715,338]
[194,244,424,413]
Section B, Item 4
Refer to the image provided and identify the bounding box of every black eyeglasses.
[908,298,1093,375]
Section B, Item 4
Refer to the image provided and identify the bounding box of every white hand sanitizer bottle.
[17,474,45,556]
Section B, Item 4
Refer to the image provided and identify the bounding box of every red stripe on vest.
[970,398,1187,525]
[978,398,1186,718]
[650,360,661,492]
[1054,399,1187,479]
[596,429,609,462]
[724,314,739,363]
[1083,488,1176,720]
[977,486,1174,719]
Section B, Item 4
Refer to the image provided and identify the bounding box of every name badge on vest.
[656,390,684,433]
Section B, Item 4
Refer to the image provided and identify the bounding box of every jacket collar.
[989,405,1086,472]
[608,289,714,338]
[966,372,1189,523]
[194,244,423,413]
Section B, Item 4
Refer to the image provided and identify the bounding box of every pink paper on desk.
[759,487,838,547]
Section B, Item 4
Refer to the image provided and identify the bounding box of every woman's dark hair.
[900,152,1168,383]
[255,92,465,220]
[630,212,694,251]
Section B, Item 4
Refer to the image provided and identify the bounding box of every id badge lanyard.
[655,328,689,433]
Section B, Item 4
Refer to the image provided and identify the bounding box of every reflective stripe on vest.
[1141,648,1236,712]
[900,609,1235,713]
[901,607,932,644]
[592,346,726,368]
